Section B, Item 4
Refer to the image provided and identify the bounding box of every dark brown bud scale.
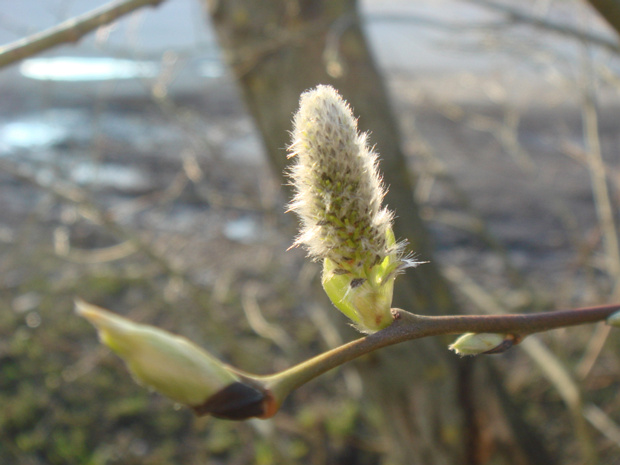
[193,382,266,420]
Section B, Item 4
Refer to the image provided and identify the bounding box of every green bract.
[321,226,401,331]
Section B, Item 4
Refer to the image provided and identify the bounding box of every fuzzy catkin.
[288,85,417,332]
[288,85,405,275]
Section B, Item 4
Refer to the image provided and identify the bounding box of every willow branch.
[253,304,620,413]
[0,0,166,69]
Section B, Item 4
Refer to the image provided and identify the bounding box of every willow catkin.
[287,85,416,331]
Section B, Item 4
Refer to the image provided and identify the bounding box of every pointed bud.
[75,300,240,408]
[449,332,509,356]
[607,310,620,327]
[287,85,417,332]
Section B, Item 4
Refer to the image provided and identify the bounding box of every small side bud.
[607,310,620,327]
[75,300,240,408]
[449,332,510,356]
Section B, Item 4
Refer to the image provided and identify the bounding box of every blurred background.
[1,0,620,463]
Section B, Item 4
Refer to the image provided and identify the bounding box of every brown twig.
[0,0,166,69]
[252,303,620,413]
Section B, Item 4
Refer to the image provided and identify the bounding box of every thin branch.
[467,0,620,54]
[586,0,620,38]
[0,0,166,69]
[249,304,620,415]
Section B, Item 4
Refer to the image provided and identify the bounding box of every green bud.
[75,300,239,407]
[449,332,507,356]
[321,227,401,332]
[287,85,417,332]
[607,310,620,327]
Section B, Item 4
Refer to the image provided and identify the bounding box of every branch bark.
[253,304,620,415]
[0,0,166,69]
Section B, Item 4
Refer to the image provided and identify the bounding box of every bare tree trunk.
[204,1,543,463]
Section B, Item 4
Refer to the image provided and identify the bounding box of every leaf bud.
[449,332,510,356]
[607,310,620,328]
[75,300,242,409]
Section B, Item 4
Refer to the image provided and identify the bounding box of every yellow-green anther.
[449,333,507,356]
[75,300,239,407]
[287,85,416,332]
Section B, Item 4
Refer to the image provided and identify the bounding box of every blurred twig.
[576,322,612,379]
[0,160,201,293]
[580,51,620,283]
[0,0,166,69]
[466,0,620,53]
[55,237,138,264]
[586,0,620,37]
[242,282,294,353]
[584,403,620,448]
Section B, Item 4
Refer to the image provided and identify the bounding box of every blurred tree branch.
[0,0,166,69]
[587,0,620,37]
[468,0,620,53]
